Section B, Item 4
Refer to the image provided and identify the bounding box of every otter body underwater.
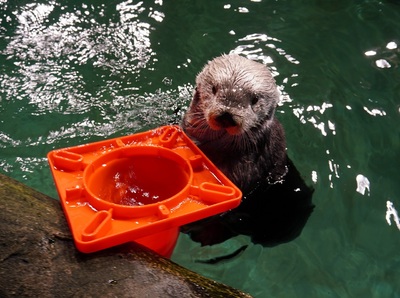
[181,54,314,247]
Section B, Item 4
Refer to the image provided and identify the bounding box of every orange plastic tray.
[47,125,242,253]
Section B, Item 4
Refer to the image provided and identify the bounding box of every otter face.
[183,54,280,138]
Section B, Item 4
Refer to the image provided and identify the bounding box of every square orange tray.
[47,125,242,253]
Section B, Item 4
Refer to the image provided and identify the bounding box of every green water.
[1,0,399,297]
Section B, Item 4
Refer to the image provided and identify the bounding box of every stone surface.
[0,173,251,298]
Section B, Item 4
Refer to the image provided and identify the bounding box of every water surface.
[1,1,399,297]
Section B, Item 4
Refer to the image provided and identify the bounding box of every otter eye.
[212,86,217,95]
[251,96,259,105]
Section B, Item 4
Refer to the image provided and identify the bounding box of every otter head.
[183,54,280,139]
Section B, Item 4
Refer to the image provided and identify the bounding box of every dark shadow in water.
[181,157,315,254]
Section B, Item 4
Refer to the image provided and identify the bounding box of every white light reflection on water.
[311,170,318,183]
[364,50,377,56]
[0,0,192,182]
[386,201,400,231]
[229,29,343,192]
[229,32,340,143]
[230,33,300,109]
[363,106,386,116]
[0,0,188,141]
[230,33,300,71]
[238,7,249,13]
[356,174,370,196]
[362,97,388,117]
[364,40,399,69]
[375,59,391,68]
[328,159,340,189]
[386,41,397,50]
[1,0,159,113]
[292,102,336,136]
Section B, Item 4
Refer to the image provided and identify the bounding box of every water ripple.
[1,0,159,116]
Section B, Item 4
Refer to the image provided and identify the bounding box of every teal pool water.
[1,1,399,297]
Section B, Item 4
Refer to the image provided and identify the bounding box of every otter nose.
[215,112,237,128]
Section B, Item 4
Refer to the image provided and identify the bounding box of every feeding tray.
[47,125,242,255]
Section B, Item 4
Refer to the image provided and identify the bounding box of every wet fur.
[182,54,287,193]
[181,54,314,248]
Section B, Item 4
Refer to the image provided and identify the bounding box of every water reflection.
[386,201,400,231]
[0,0,399,296]
[0,0,189,184]
[231,33,300,71]
[364,40,399,69]
[0,0,187,142]
[2,1,157,113]
[229,31,339,144]
[356,174,370,196]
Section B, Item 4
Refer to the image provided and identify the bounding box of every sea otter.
[181,54,314,248]
[182,54,287,193]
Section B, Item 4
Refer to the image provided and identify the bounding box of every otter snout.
[215,112,237,128]
[208,110,242,135]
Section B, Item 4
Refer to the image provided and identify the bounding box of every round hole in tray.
[83,146,192,218]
